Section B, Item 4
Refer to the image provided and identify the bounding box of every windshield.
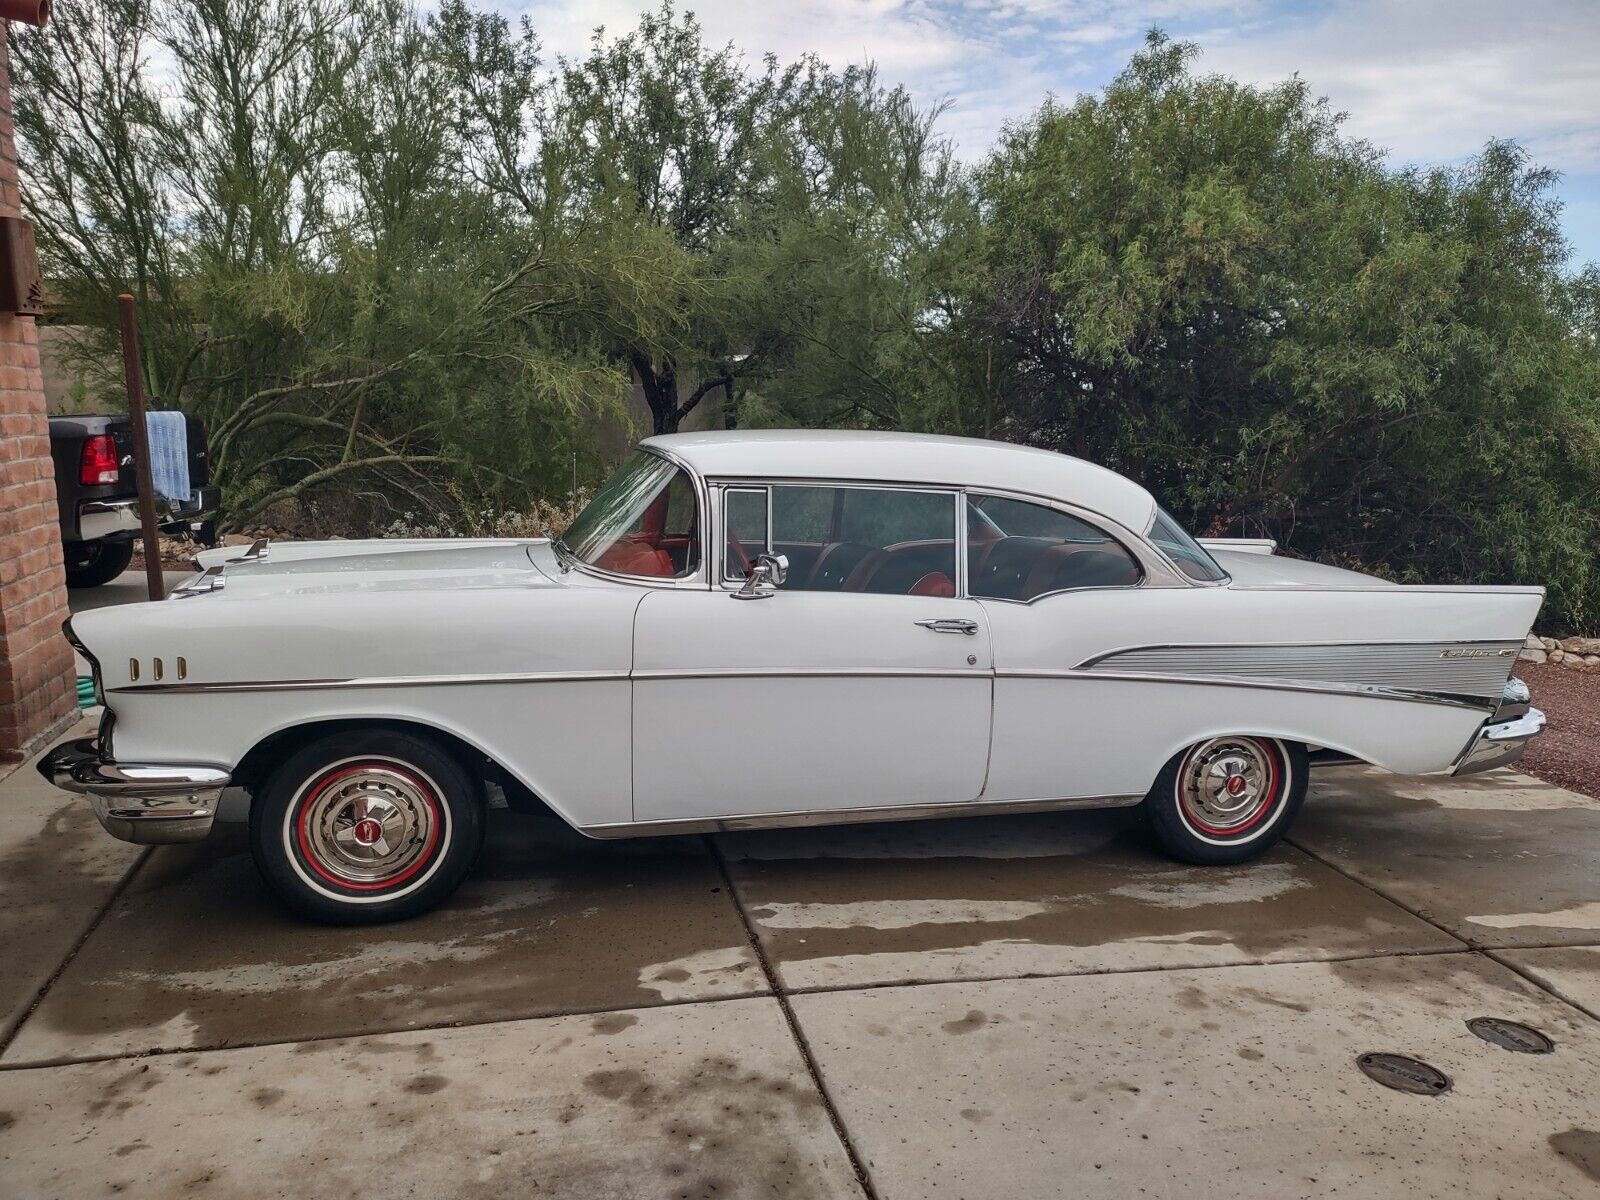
[1148,507,1227,583]
[559,451,700,578]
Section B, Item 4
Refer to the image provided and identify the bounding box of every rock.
[1520,649,1548,664]
[1550,649,1565,662]
[1560,636,1600,655]
[1525,635,1544,651]
[1587,656,1600,670]
[1542,636,1561,651]
[1560,653,1586,670]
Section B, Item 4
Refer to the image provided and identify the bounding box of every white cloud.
[1196,0,1600,173]
[502,0,1600,258]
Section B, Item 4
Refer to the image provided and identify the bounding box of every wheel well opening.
[231,718,557,818]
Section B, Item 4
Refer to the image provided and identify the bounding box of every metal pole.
[117,294,164,601]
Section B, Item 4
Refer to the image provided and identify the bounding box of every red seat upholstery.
[596,541,675,577]
[908,570,956,597]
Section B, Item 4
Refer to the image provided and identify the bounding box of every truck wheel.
[64,538,134,589]
[249,730,486,924]
[1143,735,1307,865]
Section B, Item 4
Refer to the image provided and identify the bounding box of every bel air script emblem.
[1439,648,1516,659]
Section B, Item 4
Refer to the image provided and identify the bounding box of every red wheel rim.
[1177,737,1284,839]
[292,761,444,892]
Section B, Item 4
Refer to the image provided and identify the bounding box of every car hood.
[185,539,562,600]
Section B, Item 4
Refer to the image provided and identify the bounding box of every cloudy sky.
[502,0,1600,267]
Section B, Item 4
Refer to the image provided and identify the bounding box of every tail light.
[79,434,119,486]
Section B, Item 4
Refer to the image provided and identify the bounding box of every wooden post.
[116,294,164,601]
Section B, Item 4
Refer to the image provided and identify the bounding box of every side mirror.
[733,552,789,600]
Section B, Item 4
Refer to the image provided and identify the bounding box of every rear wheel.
[249,731,485,924]
[1143,735,1307,865]
[64,538,134,589]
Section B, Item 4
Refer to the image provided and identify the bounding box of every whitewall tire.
[249,731,485,924]
[1143,735,1307,865]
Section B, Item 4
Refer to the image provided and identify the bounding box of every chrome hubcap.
[301,766,436,884]
[1180,739,1275,833]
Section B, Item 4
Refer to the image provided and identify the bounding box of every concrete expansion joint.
[704,833,884,1200]
[0,845,151,1060]
[1286,833,1600,1030]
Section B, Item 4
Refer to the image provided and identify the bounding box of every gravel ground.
[1517,661,1600,799]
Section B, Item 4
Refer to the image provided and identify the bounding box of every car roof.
[642,430,1158,534]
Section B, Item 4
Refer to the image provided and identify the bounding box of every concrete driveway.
[3,576,1598,1197]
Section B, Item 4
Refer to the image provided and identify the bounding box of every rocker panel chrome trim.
[578,791,1145,838]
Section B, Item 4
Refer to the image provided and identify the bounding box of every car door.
[965,492,1155,803]
[632,481,993,823]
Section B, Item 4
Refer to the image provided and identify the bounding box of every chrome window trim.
[559,445,712,591]
[577,790,1146,838]
[963,488,1155,604]
[1145,506,1231,586]
[719,484,771,586]
[964,486,1187,589]
[705,476,963,595]
[694,471,1188,593]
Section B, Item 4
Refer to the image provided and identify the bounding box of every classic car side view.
[41,431,1546,923]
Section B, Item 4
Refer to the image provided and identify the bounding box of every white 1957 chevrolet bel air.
[42,431,1546,923]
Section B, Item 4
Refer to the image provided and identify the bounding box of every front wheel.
[249,731,485,924]
[1142,735,1307,865]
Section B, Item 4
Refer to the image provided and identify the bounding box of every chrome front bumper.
[38,736,230,844]
[1454,706,1547,776]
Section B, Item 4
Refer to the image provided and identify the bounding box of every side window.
[966,494,1142,601]
[722,484,958,596]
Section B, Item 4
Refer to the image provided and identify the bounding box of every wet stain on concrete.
[249,1086,283,1108]
[1237,1047,1263,1060]
[567,1053,832,1195]
[1239,987,1311,1013]
[0,789,141,1032]
[0,1110,12,1131]
[942,1010,999,1034]
[401,1074,449,1095]
[592,1012,639,1035]
[960,1107,990,1123]
[1550,1129,1600,1181]
[114,1142,151,1157]
[8,813,763,1062]
[719,810,1450,986]
[1296,770,1600,947]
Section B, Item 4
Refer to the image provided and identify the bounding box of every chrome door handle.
[915,618,979,636]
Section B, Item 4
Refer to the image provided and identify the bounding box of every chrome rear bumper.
[1453,706,1546,776]
[38,736,230,844]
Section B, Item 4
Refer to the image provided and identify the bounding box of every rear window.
[1148,507,1227,583]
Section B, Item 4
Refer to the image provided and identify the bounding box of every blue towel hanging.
[144,411,190,502]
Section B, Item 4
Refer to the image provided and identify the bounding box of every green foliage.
[963,34,1600,629]
[12,12,1598,627]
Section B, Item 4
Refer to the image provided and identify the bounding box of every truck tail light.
[79,434,119,485]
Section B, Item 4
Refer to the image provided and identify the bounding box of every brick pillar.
[0,26,75,762]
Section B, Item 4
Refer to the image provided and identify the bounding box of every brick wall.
[0,27,75,761]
